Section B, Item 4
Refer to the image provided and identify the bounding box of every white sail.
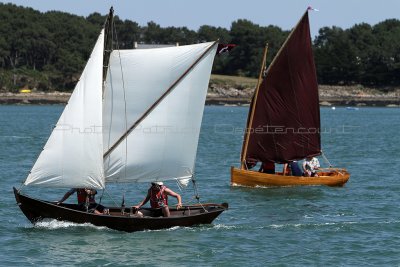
[24,30,105,189]
[103,42,217,183]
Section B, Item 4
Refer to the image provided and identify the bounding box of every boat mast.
[103,7,114,84]
[240,44,268,169]
[103,41,219,159]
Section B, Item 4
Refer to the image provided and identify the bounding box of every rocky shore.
[0,91,70,105]
[206,83,400,107]
[0,84,399,107]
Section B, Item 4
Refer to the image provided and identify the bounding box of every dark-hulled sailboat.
[231,9,350,187]
[14,8,227,232]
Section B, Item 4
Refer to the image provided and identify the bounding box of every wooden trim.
[231,167,350,187]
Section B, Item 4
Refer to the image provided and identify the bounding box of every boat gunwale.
[230,166,350,187]
[14,188,226,220]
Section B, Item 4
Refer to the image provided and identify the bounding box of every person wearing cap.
[132,182,182,217]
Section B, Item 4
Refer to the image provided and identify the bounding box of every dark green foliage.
[1,3,400,91]
[314,20,400,86]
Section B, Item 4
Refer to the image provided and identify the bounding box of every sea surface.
[0,105,399,266]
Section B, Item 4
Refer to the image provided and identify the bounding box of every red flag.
[216,44,236,55]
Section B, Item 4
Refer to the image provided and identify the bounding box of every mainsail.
[244,11,321,164]
[103,42,218,183]
[24,30,105,189]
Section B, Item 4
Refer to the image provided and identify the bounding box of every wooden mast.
[240,44,268,169]
[103,7,114,83]
[103,41,219,159]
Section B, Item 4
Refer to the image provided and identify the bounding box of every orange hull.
[231,166,350,187]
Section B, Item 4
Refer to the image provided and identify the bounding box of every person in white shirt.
[303,156,320,177]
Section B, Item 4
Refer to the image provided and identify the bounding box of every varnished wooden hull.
[14,187,227,232]
[231,166,350,187]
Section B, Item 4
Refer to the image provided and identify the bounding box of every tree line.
[1,3,399,92]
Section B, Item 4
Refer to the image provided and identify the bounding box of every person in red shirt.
[132,182,182,217]
[57,188,108,215]
[259,161,275,174]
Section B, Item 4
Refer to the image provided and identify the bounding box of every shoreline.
[0,91,399,107]
[205,97,400,107]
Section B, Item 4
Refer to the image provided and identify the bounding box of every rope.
[98,188,105,204]
[110,17,129,210]
[176,179,185,192]
[191,177,200,203]
[18,182,25,191]
[112,19,129,187]
[104,187,120,207]
[321,150,333,168]
[191,177,207,212]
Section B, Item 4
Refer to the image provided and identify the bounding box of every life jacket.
[149,185,168,208]
[76,189,95,204]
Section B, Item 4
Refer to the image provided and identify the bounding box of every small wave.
[33,219,106,230]
[211,224,237,230]
[268,221,358,229]
[140,226,182,233]
[0,135,32,139]
[157,226,181,232]
[377,220,400,225]
[321,213,348,218]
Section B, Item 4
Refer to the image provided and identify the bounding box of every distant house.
[133,42,179,49]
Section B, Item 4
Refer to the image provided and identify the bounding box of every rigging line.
[176,179,184,192]
[191,177,206,212]
[321,150,333,168]
[103,40,219,159]
[104,187,120,207]
[113,16,129,185]
[192,177,200,203]
[17,181,25,191]
[98,188,105,205]
[102,7,114,171]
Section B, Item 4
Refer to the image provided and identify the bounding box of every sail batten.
[245,11,321,164]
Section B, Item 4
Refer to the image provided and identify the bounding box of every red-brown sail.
[245,11,321,164]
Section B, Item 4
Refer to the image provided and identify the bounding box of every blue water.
[1,105,399,266]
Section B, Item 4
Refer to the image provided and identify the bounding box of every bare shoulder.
[164,187,177,195]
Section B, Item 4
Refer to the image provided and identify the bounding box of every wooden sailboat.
[231,9,350,187]
[14,8,227,232]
